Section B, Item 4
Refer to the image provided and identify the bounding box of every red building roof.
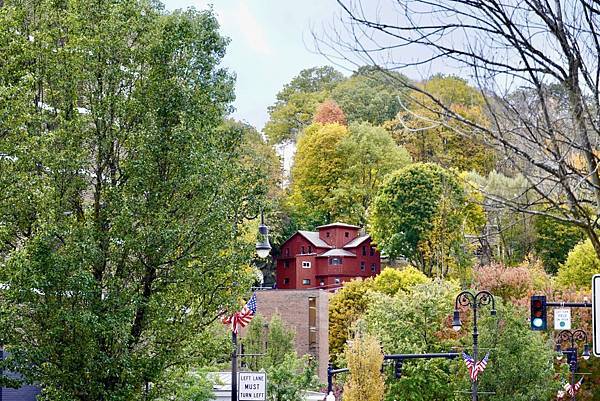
[275,222,381,290]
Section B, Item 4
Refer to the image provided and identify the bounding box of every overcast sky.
[162,0,345,131]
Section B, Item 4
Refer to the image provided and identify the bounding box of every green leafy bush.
[369,163,469,276]
[556,239,600,289]
[266,354,320,401]
[362,281,558,401]
[372,267,430,296]
[534,216,584,274]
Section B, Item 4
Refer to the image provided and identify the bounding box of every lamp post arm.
[572,329,588,345]
[455,291,476,310]
[474,291,495,311]
[558,330,576,348]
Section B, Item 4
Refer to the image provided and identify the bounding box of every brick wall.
[253,290,330,381]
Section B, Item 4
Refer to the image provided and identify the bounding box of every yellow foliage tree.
[391,75,495,174]
[342,328,384,401]
[372,266,429,296]
[328,279,373,364]
[288,123,349,226]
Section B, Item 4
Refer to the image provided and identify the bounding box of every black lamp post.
[452,290,496,401]
[231,210,271,401]
[555,329,589,401]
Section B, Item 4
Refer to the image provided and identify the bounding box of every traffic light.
[394,360,402,379]
[530,295,547,331]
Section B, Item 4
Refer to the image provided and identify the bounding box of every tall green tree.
[369,163,470,276]
[0,2,263,400]
[241,314,319,401]
[366,281,461,401]
[534,215,584,274]
[264,67,344,144]
[468,301,557,401]
[288,123,349,227]
[331,67,408,125]
[364,281,557,401]
[331,122,411,225]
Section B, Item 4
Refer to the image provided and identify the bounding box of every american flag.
[560,378,583,398]
[462,352,489,381]
[222,293,257,334]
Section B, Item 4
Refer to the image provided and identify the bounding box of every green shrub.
[534,216,584,274]
[556,239,600,289]
[372,266,430,296]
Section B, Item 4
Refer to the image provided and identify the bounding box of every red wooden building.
[275,222,381,289]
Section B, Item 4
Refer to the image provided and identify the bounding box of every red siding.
[318,226,360,248]
[276,227,381,290]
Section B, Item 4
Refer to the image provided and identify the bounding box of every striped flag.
[462,352,475,380]
[462,352,490,381]
[561,378,583,397]
[222,293,257,334]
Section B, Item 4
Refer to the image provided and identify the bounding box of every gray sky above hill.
[161,1,460,133]
[162,0,344,131]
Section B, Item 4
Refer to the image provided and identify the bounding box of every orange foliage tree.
[313,99,347,125]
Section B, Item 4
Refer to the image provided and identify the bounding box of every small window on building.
[302,261,311,269]
[360,261,366,271]
[370,246,375,256]
[308,297,317,349]
[371,264,376,272]
[302,279,311,285]
[285,248,290,257]
[329,257,342,265]
[308,245,312,254]
[326,231,330,237]
[362,246,367,256]
[334,278,341,284]
[283,278,290,285]
[284,260,289,268]
[345,231,349,238]
[301,246,305,254]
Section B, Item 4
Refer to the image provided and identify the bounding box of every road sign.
[593,275,600,356]
[238,372,267,401]
[554,308,571,330]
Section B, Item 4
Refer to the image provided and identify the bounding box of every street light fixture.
[231,213,271,401]
[452,310,462,331]
[556,343,563,360]
[583,344,590,360]
[555,329,589,400]
[255,209,271,259]
[453,290,496,401]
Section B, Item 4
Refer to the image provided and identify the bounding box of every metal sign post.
[593,275,600,357]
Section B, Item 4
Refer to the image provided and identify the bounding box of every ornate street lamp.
[231,212,271,401]
[453,290,496,401]
[555,329,589,400]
